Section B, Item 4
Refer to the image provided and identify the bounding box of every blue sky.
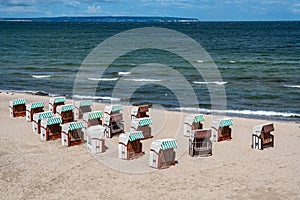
[0,0,299,21]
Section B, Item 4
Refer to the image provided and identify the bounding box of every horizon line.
[0,16,299,22]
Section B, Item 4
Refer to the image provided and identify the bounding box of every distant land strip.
[0,16,200,23]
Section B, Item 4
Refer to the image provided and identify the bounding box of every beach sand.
[1,92,300,199]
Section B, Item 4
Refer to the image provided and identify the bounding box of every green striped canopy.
[39,112,53,120]
[69,122,84,131]
[112,105,122,112]
[13,99,26,106]
[89,111,103,120]
[47,117,62,125]
[80,100,92,107]
[31,101,44,109]
[128,131,144,141]
[220,119,233,127]
[138,118,152,126]
[161,140,177,150]
[61,104,74,112]
[54,97,65,103]
[193,115,205,123]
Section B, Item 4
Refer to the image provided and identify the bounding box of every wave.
[283,85,300,89]
[118,71,132,76]
[175,107,300,118]
[196,60,204,63]
[88,78,118,81]
[193,81,227,85]
[1,89,60,97]
[31,75,51,79]
[72,95,120,101]
[229,60,236,63]
[124,78,162,82]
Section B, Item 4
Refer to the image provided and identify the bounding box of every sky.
[0,0,299,21]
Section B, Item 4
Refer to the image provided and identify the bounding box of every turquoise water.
[0,21,299,121]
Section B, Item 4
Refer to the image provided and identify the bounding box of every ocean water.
[0,21,299,121]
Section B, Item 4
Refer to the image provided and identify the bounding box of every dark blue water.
[0,21,299,121]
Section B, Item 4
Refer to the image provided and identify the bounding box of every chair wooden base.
[46,125,62,141]
[159,161,176,169]
[12,105,26,117]
[218,136,232,142]
[218,126,232,142]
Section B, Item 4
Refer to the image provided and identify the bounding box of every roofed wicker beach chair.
[9,98,26,117]
[56,104,74,124]
[130,117,152,139]
[61,121,84,147]
[149,139,177,169]
[103,105,124,138]
[49,97,65,114]
[118,131,144,160]
[86,125,106,153]
[74,100,92,120]
[252,123,275,150]
[32,111,53,134]
[183,114,205,137]
[26,101,44,122]
[131,105,149,120]
[189,129,212,157]
[211,118,233,142]
[83,111,103,129]
[40,116,62,141]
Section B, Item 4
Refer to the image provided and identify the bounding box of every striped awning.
[89,111,103,120]
[112,105,122,112]
[194,115,205,123]
[47,117,62,125]
[13,99,26,106]
[80,100,92,107]
[161,140,177,150]
[39,112,53,120]
[138,118,152,126]
[54,97,65,103]
[61,104,74,112]
[69,122,84,131]
[220,119,233,127]
[128,131,144,141]
[31,101,44,109]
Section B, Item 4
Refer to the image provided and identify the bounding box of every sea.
[0,20,299,121]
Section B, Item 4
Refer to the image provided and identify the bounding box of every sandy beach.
[1,91,300,200]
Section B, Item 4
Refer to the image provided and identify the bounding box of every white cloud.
[86,5,101,14]
[0,0,35,6]
[294,3,300,7]
[65,1,80,7]
[141,0,196,8]
[0,5,50,14]
[292,2,300,13]
[0,0,119,7]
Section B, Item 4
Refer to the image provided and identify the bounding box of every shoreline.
[1,89,299,124]
[1,90,300,199]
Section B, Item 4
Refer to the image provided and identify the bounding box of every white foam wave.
[283,85,300,89]
[124,78,162,82]
[72,95,120,101]
[88,78,118,81]
[31,75,51,79]
[176,107,300,118]
[193,81,227,85]
[118,71,132,76]
[196,60,204,63]
[229,60,236,63]
[2,89,59,97]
